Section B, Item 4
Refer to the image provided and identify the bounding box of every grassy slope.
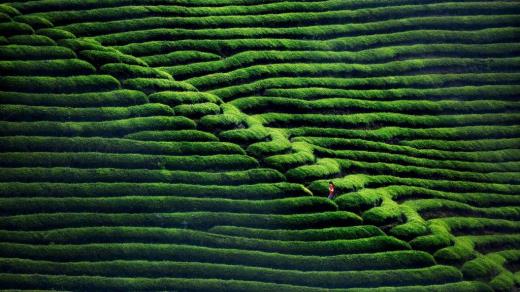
[0,0,519,290]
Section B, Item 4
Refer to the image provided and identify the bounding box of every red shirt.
[329,184,335,194]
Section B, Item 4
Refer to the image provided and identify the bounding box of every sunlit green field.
[0,0,519,290]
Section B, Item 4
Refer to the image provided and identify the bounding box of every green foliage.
[123,78,197,93]
[0,136,244,155]
[0,152,258,171]
[7,34,56,46]
[100,63,172,80]
[0,59,96,76]
[125,130,218,142]
[0,182,310,199]
[0,196,335,216]
[13,15,53,29]
[0,116,195,137]
[0,75,120,93]
[174,102,221,118]
[0,22,34,36]
[0,45,76,60]
[80,50,148,67]
[286,158,341,183]
[0,103,172,121]
[36,28,76,40]
[0,211,362,230]
[143,50,220,67]
[0,89,148,107]
[149,91,221,106]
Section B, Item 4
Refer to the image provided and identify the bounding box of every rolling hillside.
[0,0,519,291]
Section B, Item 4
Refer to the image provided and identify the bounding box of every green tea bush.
[0,136,244,155]
[100,63,172,80]
[174,102,221,118]
[123,78,197,93]
[0,196,335,216]
[0,22,34,36]
[0,116,195,137]
[0,181,310,199]
[149,91,221,106]
[125,130,218,142]
[0,45,75,60]
[0,103,172,121]
[143,50,220,67]
[0,59,96,76]
[208,225,383,241]
[13,15,53,29]
[0,167,284,184]
[79,49,147,67]
[0,75,120,93]
[0,89,148,106]
[36,28,76,40]
[7,34,56,46]
[0,211,362,230]
[0,152,258,171]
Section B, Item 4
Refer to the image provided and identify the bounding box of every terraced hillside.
[0,0,519,291]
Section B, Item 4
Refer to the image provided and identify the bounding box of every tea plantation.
[0,0,519,291]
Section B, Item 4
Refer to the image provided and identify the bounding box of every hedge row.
[0,152,257,170]
[124,130,218,142]
[232,96,519,116]
[0,22,34,37]
[0,75,120,93]
[264,142,315,171]
[434,217,520,236]
[33,0,493,24]
[0,196,335,216]
[0,89,148,107]
[312,145,520,173]
[0,181,310,199]
[290,126,520,147]
[0,167,284,185]
[0,259,461,289]
[13,15,53,29]
[266,85,520,102]
[0,103,173,122]
[401,138,520,152]
[342,159,520,184]
[100,63,173,80]
[164,43,520,79]
[286,158,341,183]
[116,27,520,57]
[6,34,56,46]
[295,137,520,163]
[309,174,520,197]
[123,78,197,93]
[96,14,520,47]
[143,50,220,67]
[0,274,491,292]
[259,112,520,130]
[149,91,221,106]
[36,28,76,40]
[188,57,520,90]
[0,211,362,230]
[0,136,244,155]
[208,225,383,241]
[3,232,410,256]
[0,116,195,137]
[212,73,520,100]
[174,102,221,118]
[0,45,75,60]
[338,185,520,211]
[62,2,520,36]
[0,240,428,273]
[79,49,148,67]
[406,199,520,221]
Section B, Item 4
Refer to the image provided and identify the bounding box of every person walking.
[328,181,335,200]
